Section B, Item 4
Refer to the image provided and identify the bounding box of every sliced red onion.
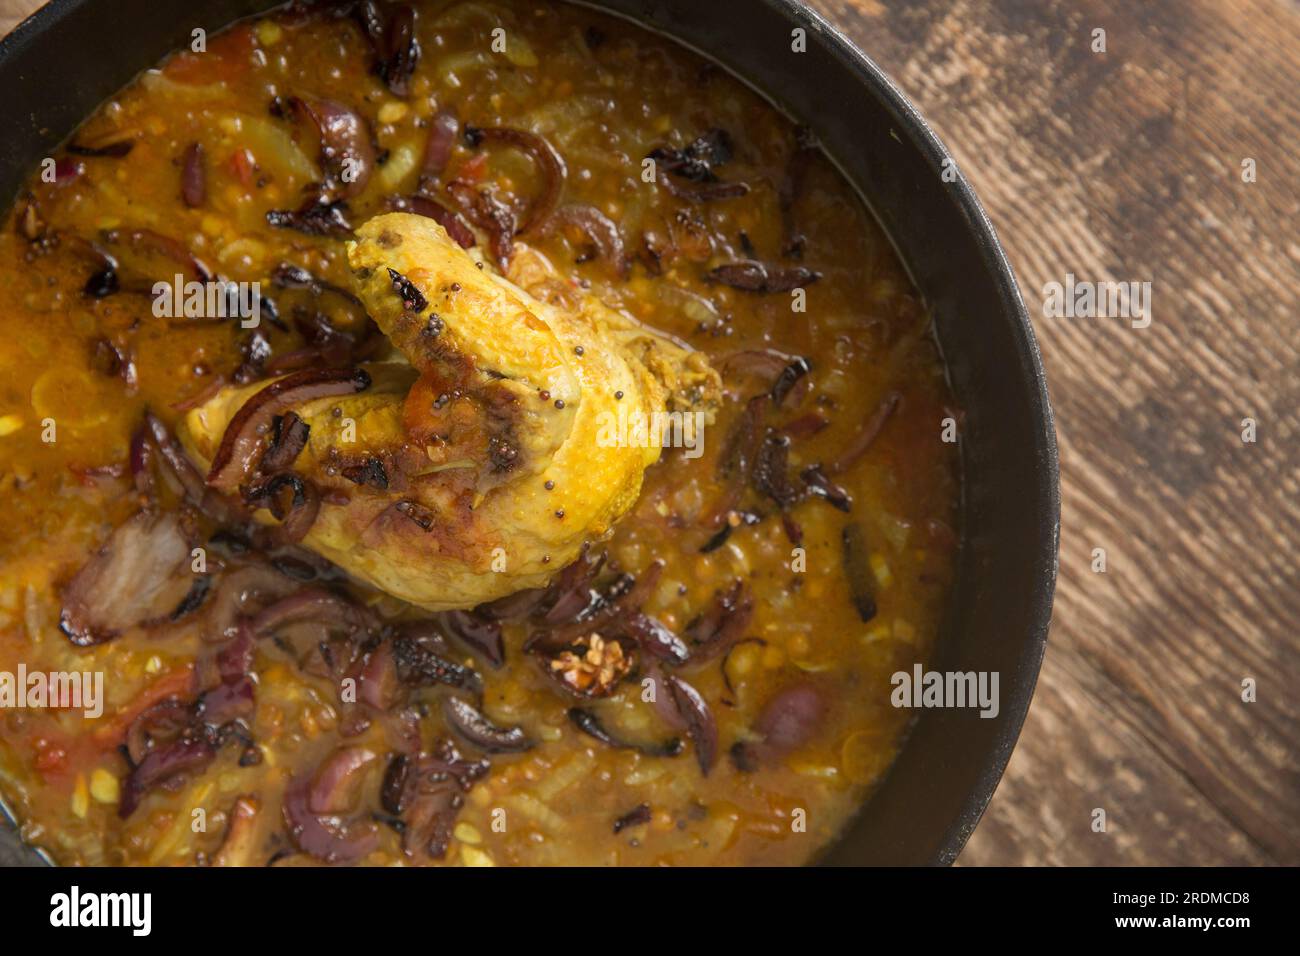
[443,697,532,753]
[390,193,476,248]
[421,108,458,181]
[626,613,690,665]
[246,587,375,639]
[356,642,402,710]
[439,609,505,668]
[464,125,566,231]
[180,142,206,207]
[206,367,371,494]
[731,682,827,771]
[829,391,900,475]
[292,97,376,199]
[259,412,311,473]
[102,227,212,282]
[308,747,377,815]
[666,675,717,775]
[840,523,877,623]
[196,675,255,726]
[201,564,300,644]
[707,259,819,293]
[567,707,682,759]
[119,737,216,818]
[243,472,321,544]
[124,698,193,766]
[282,771,378,864]
[543,204,628,276]
[661,174,749,202]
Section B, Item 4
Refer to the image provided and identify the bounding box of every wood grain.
[1,0,1295,866]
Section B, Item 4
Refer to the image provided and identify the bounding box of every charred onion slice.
[180,142,206,207]
[439,609,505,668]
[464,125,566,232]
[143,411,248,526]
[666,675,718,775]
[260,412,311,473]
[707,259,819,293]
[840,522,878,622]
[292,97,376,199]
[119,737,215,818]
[101,227,213,282]
[542,204,628,276]
[829,390,900,475]
[243,472,321,544]
[206,367,371,494]
[59,511,194,646]
[308,747,378,815]
[443,697,533,753]
[567,708,683,758]
[420,108,459,181]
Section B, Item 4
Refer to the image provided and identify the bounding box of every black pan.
[0,0,1059,866]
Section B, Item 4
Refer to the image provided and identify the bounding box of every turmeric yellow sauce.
[0,0,956,865]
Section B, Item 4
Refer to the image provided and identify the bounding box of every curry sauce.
[0,0,957,866]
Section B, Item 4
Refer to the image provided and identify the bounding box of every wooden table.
[2,0,1295,866]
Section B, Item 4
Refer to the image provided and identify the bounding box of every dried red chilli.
[206,367,371,494]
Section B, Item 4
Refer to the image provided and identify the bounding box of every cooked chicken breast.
[181,213,720,610]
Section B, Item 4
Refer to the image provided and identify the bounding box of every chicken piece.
[181,213,719,610]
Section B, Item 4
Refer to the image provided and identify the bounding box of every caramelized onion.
[707,259,819,293]
[207,367,371,494]
[666,675,717,775]
[543,204,628,276]
[439,609,505,668]
[119,738,215,818]
[282,770,378,864]
[567,707,682,758]
[829,390,900,475]
[420,108,459,181]
[840,522,877,623]
[389,193,476,248]
[443,697,532,753]
[464,125,566,231]
[292,97,375,199]
[180,142,206,207]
